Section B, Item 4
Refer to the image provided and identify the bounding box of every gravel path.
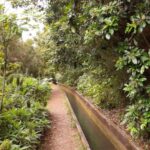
[39,85,83,150]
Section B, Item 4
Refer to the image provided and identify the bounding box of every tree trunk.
[0,46,8,111]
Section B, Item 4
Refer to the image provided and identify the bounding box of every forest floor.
[39,85,84,150]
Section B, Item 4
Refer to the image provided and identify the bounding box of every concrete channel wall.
[60,84,141,150]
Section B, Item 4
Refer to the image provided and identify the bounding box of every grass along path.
[39,85,84,150]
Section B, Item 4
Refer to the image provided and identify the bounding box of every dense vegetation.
[1,0,150,149]
[33,0,150,146]
[0,2,51,149]
[0,76,50,149]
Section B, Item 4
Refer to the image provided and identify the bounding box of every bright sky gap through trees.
[0,0,45,41]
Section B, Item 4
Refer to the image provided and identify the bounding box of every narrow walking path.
[40,85,84,150]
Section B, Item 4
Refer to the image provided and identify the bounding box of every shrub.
[0,75,51,149]
[77,69,123,109]
[0,140,11,150]
[122,99,150,138]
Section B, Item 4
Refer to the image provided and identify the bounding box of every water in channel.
[66,93,116,150]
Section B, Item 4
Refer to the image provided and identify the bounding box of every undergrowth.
[0,75,51,150]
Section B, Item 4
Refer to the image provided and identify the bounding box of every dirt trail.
[40,85,83,150]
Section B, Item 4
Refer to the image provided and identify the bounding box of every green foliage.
[0,3,23,111]
[0,75,51,149]
[0,140,23,150]
[0,140,11,150]
[84,1,121,43]
[8,0,38,7]
[0,2,51,150]
[35,0,150,140]
[0,12,21,43]
[0,51,4,71]
[125,12,150,34]
[60,68,84,86]
[122,99,150,138]
[77,67,124,109]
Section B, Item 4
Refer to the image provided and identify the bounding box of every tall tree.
[0,4,21,111]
